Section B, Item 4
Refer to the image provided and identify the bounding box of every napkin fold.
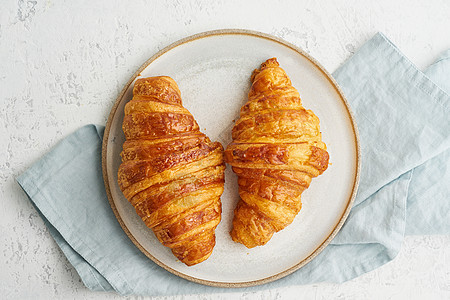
[17,33,450,296]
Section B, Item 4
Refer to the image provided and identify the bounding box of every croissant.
[117,76,225,266]
[225,58,329,248]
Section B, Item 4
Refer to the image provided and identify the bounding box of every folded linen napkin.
[16,33,450,296]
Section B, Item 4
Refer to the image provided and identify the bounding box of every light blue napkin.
[16,33,450,296]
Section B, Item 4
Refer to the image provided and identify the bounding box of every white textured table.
[1,1,449,299]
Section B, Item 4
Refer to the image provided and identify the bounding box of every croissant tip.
[135,75,174,83]
[260,58,279,69]
[134,76,180,91]
[250,58,280,82]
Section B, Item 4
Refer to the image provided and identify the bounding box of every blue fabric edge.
[375,33,450,111]
[15,125,133,295]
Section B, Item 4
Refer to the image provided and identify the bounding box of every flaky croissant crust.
[225,58,329,248]
[118,76,225,265]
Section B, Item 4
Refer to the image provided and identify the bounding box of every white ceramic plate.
[102,29,360,287]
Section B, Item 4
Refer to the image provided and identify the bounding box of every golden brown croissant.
[118,76,225,265]
[225,58,329,248]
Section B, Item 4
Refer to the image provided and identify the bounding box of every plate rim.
[101,28,361,288]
